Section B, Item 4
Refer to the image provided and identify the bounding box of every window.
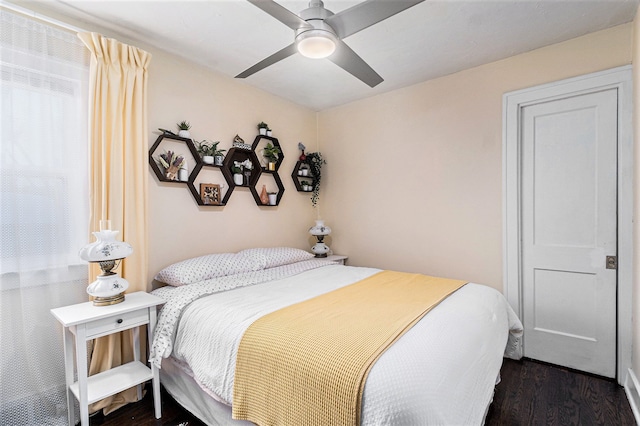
[0,8,90,425]
[0,9,89,280]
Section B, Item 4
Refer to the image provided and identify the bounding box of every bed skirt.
[160,357,251,426]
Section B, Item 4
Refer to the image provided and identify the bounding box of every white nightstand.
[51,291,164,426]
[326,254,348,265]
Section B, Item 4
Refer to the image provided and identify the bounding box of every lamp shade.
[79,230,133,262]
[309,219,331,236]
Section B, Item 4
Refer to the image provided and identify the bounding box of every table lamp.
[79,220,133,306]
[309,219,331,258]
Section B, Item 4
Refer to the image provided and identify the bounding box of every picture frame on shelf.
[200,183,220,205]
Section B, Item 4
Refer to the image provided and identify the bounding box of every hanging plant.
[303,152,326,207]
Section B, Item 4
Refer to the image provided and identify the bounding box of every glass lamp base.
[87,273,129,305]
[311,241,330,257]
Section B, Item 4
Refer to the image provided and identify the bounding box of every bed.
[149,248,522,425]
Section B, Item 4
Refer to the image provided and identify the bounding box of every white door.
[520,89,618,378]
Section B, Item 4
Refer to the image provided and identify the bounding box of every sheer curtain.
[0,8,90,425]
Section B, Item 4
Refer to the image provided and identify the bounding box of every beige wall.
[318,24,633,291]
[146,51,318,280]
[632,6,640,379]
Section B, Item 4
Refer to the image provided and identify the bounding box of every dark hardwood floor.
[485,359,635,425]
[92,358,635,425]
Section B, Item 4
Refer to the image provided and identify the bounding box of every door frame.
[502,65,633,384]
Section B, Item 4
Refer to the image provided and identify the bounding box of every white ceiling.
[32,0,638,111]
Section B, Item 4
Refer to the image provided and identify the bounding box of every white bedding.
[151,263,522,425]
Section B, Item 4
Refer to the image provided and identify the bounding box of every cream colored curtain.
[78,32,151,415]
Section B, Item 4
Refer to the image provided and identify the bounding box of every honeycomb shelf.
[149,132,287,207]
[149,133,231,206]
[291,160,316,193]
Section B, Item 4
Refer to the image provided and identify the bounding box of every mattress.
[151,262,522,425]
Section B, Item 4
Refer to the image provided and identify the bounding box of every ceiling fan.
[236,0,425,87]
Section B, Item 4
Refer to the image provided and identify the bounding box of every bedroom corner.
[318,23,633,293]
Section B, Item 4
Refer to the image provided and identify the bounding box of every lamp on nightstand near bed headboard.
[309,219,331,258]
[79,220,133,306]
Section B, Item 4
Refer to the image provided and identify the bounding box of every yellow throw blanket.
[232,271,466,426]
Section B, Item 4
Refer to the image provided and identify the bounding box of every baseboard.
[624,368,640,424]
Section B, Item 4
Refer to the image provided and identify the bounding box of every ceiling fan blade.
[325,0,425,39]
[328,39,383,88]
[247,0,312,31]
[236,43,298,79]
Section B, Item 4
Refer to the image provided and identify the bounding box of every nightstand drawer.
[85,309,149,339]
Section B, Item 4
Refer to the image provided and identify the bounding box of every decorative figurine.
[298,142,306,161]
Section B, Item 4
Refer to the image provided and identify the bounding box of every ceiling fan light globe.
[297,36,335,58]
[296,30,336,59]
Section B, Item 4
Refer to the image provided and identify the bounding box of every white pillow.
[154,252,261,286]
[238,247,314,269]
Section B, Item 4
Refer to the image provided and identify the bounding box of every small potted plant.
[177,120,191,138]
[257,121,268,136]
[305,152,326,207]
[213,143,226,166]
[195,140,215,164]
[266,127,273,137]
[231,163,243,185]
[268,191,278,205]
[301,181,311,191]
[263,142,281,171]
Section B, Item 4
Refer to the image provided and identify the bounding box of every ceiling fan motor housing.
[295,0,338,58]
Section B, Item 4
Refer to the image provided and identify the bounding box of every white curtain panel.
[0,9,90,425]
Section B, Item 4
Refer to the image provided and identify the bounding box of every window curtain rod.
[0,0,86,33]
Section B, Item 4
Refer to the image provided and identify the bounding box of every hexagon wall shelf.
[149,133,288,207]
